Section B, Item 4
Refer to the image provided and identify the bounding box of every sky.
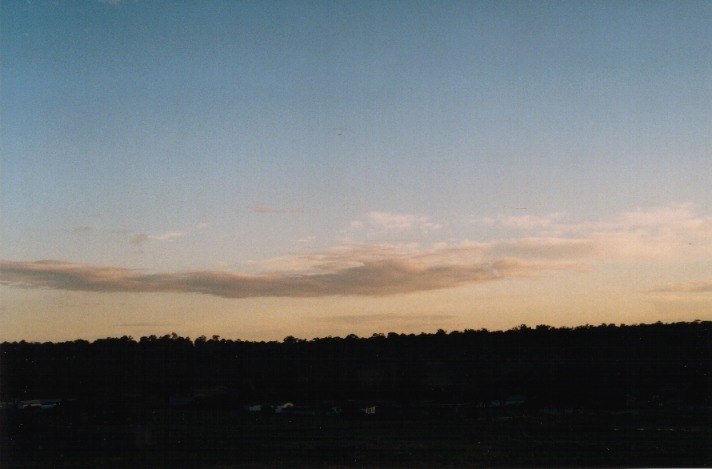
[1,0,711,342]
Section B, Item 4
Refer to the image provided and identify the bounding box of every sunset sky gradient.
[2,0,711,341]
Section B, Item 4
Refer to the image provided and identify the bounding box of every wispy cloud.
[2,203,708,300]
[321,313,454,326]
[478,203,706,231]
[473,203,712,262]
[0,258,562,299]
[130,234,148,247]
[148,231,185,242]
[353,211,442,232]
[244,202,711,275]
[649,281,712,294]
[612,204,701,228]
[251,243,425,273]
[112,322,175,328]
[479,213,563,230]
[297,236,315,247]
[130,232,185,253]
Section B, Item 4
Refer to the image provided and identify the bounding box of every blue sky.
[1,1,711,341]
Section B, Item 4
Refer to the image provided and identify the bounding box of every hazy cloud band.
[1,258,554,299]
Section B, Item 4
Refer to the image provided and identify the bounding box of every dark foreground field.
[2,322,710,467]
[3,406,710,468]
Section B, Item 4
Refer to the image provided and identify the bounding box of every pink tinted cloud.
[130,234,148,246]
[474,203,712,262]
[354,212,442,232]
[0,257,565,299]
[649,281,712,294]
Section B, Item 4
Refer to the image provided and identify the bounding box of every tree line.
[1,321,710,410]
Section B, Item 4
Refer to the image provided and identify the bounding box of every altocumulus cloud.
[0,258,559,299]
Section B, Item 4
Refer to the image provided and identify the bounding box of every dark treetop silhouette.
[1,321,710,467]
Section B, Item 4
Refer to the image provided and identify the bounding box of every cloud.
[612,203,700,228]
[251,243,422,273]
[488,237,598,261]
[356,212,442,232]
[148,231,185,242]
[649,281,712,294]
[129,231,183,252]
[0,257,564,299]
[112,322,175,328]
[2,203,707,300]
[245,203,710,297]
[247,236,595,278]
[473,203,712,262]
[487,213,563,230]
[646,279,712,317]
[269,201,709,277]
[250,203,304,214]
[256,236,598,275]
[321,313,454,326]
[71,226,93,234]
[130,234,148,246]
[297,236,315,247]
